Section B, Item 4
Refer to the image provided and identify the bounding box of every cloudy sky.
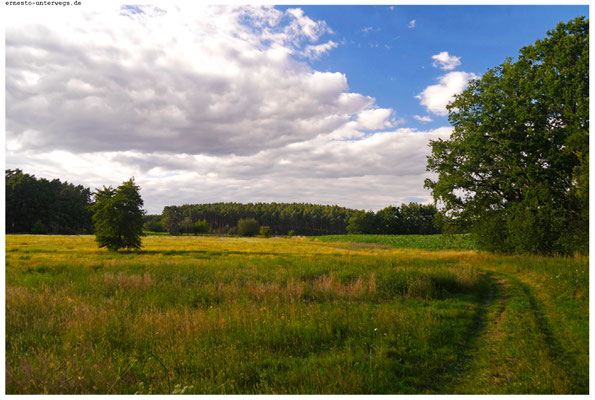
[5,3,588,214]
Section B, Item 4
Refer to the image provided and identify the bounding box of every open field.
[5,234,588,394]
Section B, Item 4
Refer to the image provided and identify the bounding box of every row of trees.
[5,168,439,239]
[158,202,358,236]
[346,203,440,235]
[148,201,441,236]
[6,169,94,234]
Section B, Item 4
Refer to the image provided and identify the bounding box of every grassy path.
[447,270,585,394]
[318,235,588,394]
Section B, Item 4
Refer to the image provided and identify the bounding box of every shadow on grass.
[508,275,588,394]
[92,249,332,258]
[430,271,495,393]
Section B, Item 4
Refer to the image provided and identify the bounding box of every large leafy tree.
[425,17,588,254]
[92,178,145,251]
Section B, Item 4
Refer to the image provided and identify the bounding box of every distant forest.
[5,169,441,236]
[149,202,440,236]
[6,169,93,234]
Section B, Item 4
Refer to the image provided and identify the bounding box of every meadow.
[5,234,588,394]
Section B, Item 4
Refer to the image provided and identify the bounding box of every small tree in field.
[260,226,271,238]
[91,178,145,251]
[237,218,259,237]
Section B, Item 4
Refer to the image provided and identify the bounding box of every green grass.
[142,231,170,236]
[5,235,588,394]
[315,233,478,251]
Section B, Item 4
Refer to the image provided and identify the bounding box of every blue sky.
[5,4,589,213]
[279,5,588,130]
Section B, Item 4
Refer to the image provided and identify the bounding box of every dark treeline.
[157,203,356,236]
[148,202,441,236]
[346,203,440,235]
[6,169,441,236]
[6,169,93,234]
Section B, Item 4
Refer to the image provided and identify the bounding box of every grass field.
[315,233,477,251]
[5,234,588,394]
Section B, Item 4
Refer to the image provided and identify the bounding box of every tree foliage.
[346,211,377,234]
[193,220,210,235]
[91,178,145,251]
[237,218,260,237]
[260,226,271,238]
[425,17,588,254]
[143,216,166,233]
[346,203,440,235]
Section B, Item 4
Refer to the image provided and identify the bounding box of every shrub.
[237,218,259,237]
[260,226,271,238]
[144,220,165,233]
[193,220,209,235]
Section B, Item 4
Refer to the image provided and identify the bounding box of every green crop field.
[5,234,588,394]
[315,233,478,251]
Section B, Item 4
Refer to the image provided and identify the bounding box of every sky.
[4,3,589,214]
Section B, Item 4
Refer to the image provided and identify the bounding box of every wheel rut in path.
[434,271,507,393]
[447,270,580,394]
[502,273,586,393]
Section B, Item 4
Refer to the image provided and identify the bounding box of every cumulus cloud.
[413,115,433,123]
[6,5,364,156]
[6,4,449,213]
[302,40,338,59]
[416,71,478,116]
[355,108,395,130]
[431,51,461,70]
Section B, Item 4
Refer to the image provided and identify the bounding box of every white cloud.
[408,19,416,28]
[302,40,338,59]
[413,115,433,123]
[431,51,462,70]
[416,71,478,116]
[355,108,395,130]
[285,7,333,42]
[6,5,352,156]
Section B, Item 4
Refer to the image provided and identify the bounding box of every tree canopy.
[91,178,145,251]
[425,17,588,254]
[347,203,440,235]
